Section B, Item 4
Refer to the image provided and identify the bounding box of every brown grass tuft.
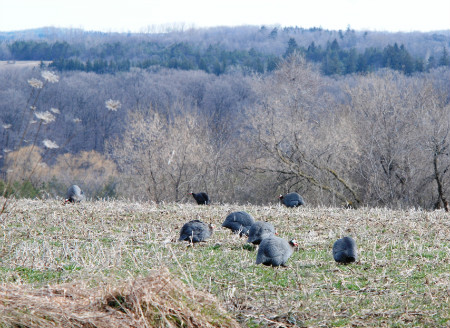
[0,267,240,328]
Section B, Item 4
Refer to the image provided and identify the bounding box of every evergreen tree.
[86,59,93,72]
[322,39,344,75]
[363,47,384,71]
[51,41,70,59]
[269,28,278,39]
[345,48,358,74]
[306,42,323,62]
[329,39,340,52]
[415,58,425,72]
[399,45,414,75]
[439,46,450,66]
[356,53,369,73]
[427,56,437,70]
[383,43,414,74]
[322,51,343,75]
[266,56,280,72]
[212,59,224,75]
[284,38,299,58]
[198,58,209,73]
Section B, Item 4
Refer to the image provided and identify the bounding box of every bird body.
[190,192,210,205]
[178,220,214,243]
[65,185,84,203]
[279,192,305,207]
[256,236,297,267]
[247,221,276,245]
[222,211,255,236]
[333,236,357,263]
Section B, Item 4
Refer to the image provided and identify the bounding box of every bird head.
[289,239,299,247]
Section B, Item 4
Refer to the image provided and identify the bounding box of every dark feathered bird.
[247,221,276,245]
[333,236,357,264]
[222,211,255,236]
[65,185,85,203]
[178,220,214,243]
[190,192,210,205]
[279,192,305,208]
[256,236,298,267]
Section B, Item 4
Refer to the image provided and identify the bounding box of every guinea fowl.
[247,221,276,245]
[65,185,85,203]
[190,192,210,205]
[256,236,298,267]
[178,220,214,243]
[333,236,357,264]
[222,211,255,236]
[279,192,305,208]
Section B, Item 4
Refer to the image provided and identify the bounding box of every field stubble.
[0,198,449,327]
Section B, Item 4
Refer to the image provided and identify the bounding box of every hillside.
[0,198,449,327]
[0,27,449,209]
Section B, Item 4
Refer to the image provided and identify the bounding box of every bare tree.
[108,103,214,203]
[246,54,360,206]
[418,85,450,211]
[428,132,450,211]
[344,71,424,207]
[344,70,450,209]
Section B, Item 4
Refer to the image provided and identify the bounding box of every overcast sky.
[1,0,449,33]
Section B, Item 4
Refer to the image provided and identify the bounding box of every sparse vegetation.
[1,198,449,327]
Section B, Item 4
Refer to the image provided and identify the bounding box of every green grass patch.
[14,267,63,284]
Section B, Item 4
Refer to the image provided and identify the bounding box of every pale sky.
[1,0,449,33]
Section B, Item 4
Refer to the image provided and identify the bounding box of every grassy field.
[0,61,52,69]
[0,198,449,327]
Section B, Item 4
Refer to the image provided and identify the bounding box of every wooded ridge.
[1,26,449,75]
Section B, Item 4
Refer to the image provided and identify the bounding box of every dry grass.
[0,267,239,327]
[1,198,450,327]
[0,61,52,69]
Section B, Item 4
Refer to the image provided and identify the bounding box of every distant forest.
[1,26,450,209]
[1,25,449,75]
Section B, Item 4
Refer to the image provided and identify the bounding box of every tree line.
[0,29,450,75]
[45,40,450,76]
[303,40,450,75]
